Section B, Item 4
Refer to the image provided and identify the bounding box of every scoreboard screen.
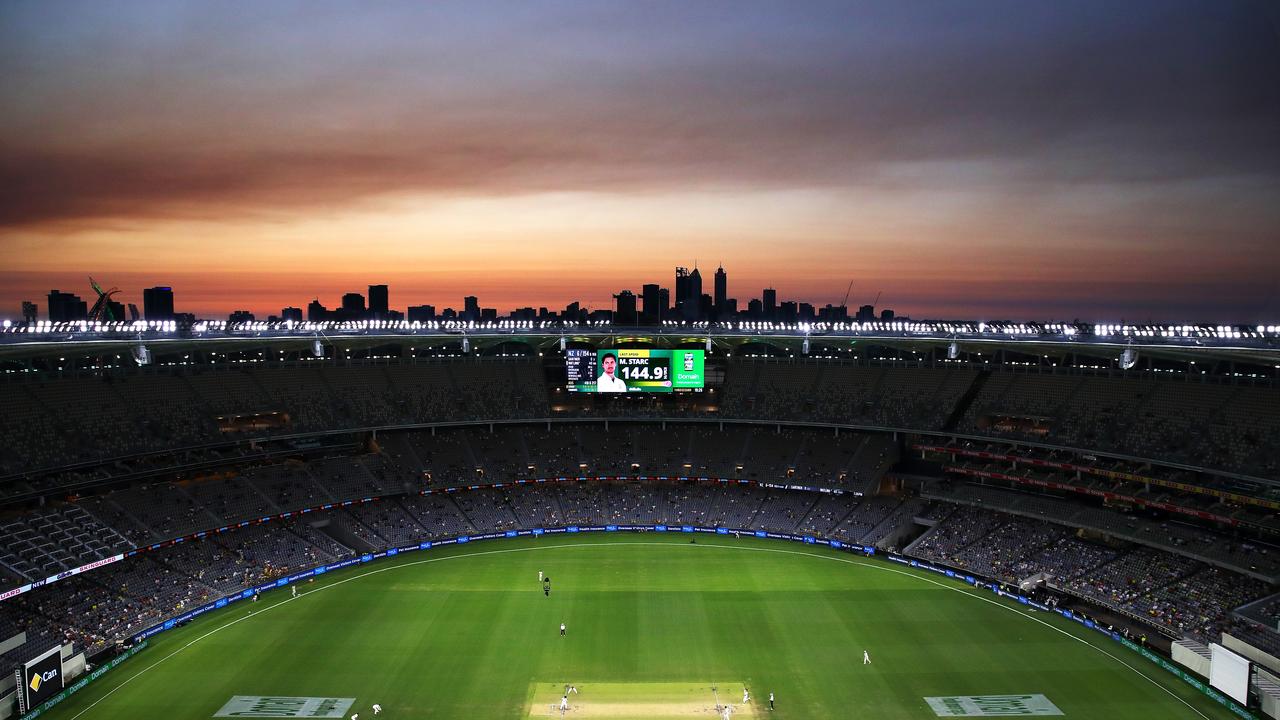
[567,349,705,393]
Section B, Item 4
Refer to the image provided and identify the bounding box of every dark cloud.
[0,0,1277,260]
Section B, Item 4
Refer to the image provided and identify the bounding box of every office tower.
[464,296,480,321]
[684,267,703,320]
[763,288,777,319]
[408,305,436,323]
[614,290,638,324]
[47,290,88,322]
[675,267,691,315]
[228,310,255,323]
[714,265,727,311]
[143,286,175,320]
[368,285,389,318]
[642,283,662,322]
[281,307,303,322]
[21,301,37,322]
[307,299,328,322]
[341,293,366,319]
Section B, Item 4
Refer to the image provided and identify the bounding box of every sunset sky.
[2,1,1278,321]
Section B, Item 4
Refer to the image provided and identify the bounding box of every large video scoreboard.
[566,349,705,393]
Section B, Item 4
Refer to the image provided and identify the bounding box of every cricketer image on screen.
[566,349,704,393]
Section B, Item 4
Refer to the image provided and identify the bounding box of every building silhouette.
[368,285,389,319]
[142,287,175,321]
[714,265,727,312]
[614,290,638,324]
[47,290,88,322]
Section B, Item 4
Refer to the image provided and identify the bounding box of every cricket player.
[769,692,774,710]
[560,694,569,712]
[743,688,749,703]
[350,714,358,720]
[291,586,297,598]
[863,649,871,664]
[372,704,381,715]
[569,685,578,694]
[540,570,544,582]
[560,622,566,636]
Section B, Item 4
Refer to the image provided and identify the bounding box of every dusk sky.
[2,1,1278,321]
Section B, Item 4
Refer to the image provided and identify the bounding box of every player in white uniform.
[372,704,381,715]
[291,586,297,598]
[560,694,569,712]
[743,688,749,703]
[560,622,566,636]
[539,570,543,582]
[863,649,872,664]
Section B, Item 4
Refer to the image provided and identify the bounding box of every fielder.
[372,704,381,715]
[863,649,871,664]
[769,692,774,710]
[560,622,566,636]
[540,570,544,582]
[291,586,297,598]
[743,688,749,703]
[560,694,569,713]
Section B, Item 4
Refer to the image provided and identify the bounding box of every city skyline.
[3,2,1279,322]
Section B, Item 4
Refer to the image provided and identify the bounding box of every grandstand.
[0,329,1277,718]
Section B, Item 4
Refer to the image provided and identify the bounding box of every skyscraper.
[47,290,88,322]
[674,267,691,315]
[21,301,37,323]
[714,265,727,311]
[464,296,480,321]
[307,299,328,322]
[368,285,389,318]
[763,288,777,319]
[143,286,175,321]
[641,283,663,322]
[685,267,703,320]
[281,307,303,323]
[341,293,366,319]
[614,290,638,324]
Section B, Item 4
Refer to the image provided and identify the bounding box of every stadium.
[0,322,1277,720]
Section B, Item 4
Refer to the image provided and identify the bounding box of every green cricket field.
[42,534,1238,719]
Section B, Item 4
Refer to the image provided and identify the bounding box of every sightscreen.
[1210,643,1250,705]
[566,349,704,393]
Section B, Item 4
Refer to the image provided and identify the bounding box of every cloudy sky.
[2,1,1278,320]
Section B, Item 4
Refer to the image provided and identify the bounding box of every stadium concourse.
[1,348,1278,714]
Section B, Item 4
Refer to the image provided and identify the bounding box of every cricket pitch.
[528,682,760,718]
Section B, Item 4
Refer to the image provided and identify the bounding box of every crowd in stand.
[4,462,1275,671]
[1,358,1277,672]
[1,358,1276,482]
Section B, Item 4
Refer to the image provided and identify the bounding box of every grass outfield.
[44,534,1236,719]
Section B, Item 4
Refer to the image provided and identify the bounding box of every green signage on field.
[924,694,1063,716]
[214,696,355,718]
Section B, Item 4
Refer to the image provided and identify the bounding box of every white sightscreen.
[1210,642,1250,705]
